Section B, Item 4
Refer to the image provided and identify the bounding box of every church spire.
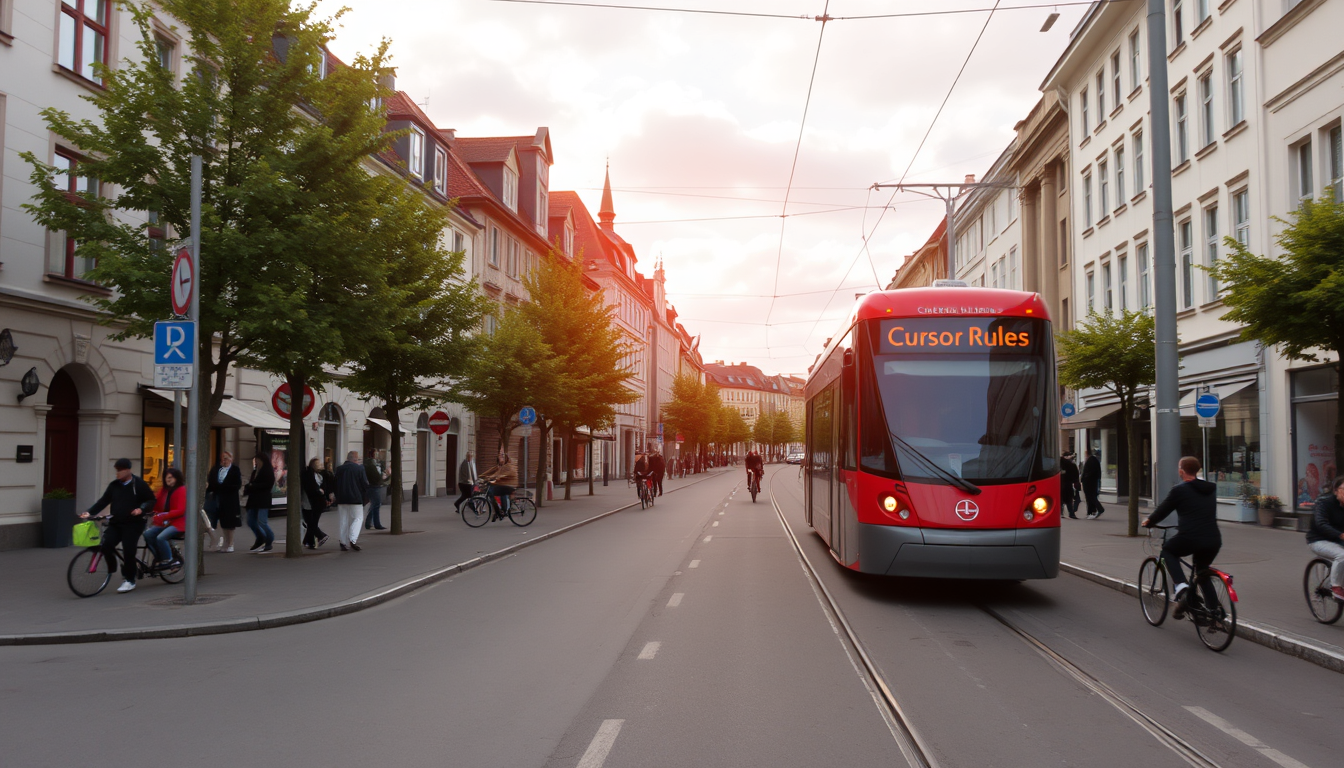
[599,160,616,230]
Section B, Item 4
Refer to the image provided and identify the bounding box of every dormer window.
[538,187,548,228]
[563,223,574,256]
[503,167,518,211]
[433,147,447,195]
[409,127,425,179]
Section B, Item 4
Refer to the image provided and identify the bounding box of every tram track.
[767,470,1226,768]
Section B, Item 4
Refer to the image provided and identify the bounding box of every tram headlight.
[881,494,899,513]
[1023,495,1052,521]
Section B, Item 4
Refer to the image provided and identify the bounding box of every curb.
[1061,562,1344,674]
[0,471,730,646]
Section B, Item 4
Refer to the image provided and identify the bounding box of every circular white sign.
[171,248,194,316]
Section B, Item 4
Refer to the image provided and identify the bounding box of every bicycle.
[747,470,763,502]
[1138,525,1238,652]
[67,517,186,598]
[461,484,536,528]
[1303,557,1344,624]
[635,475,655,509]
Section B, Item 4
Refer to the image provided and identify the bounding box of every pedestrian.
[1081,448,1105,519]
[300,458,331,550]
[143,467,186,565]
[1307,476,1344,603]
[1059,452,1081,519]
[1143,456,1222,619]
[456,451,477,512]
[80,458,155,593]
[650,451,666,496]
[334,450,370,551]
[205,451,242,552]
[364,449,388,531]
[244,454,276,553]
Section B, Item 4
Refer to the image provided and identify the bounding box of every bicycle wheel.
[68,548,111,598]
[508,497,537,527]
[158,544,187,584]
[750,480,758,502]
[1138,558,1168,626]
[1304,558,1343,625]
[462,497,492,528]
[1193,573,1237,652]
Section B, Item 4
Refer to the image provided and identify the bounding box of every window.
[1103,262,1114,313]
[1129,30,1142,91]
[1179,219,1194,308]
[1098,159,1109,214]
[503,167,518,211]
[1138,243,1152,310]
[990,261,999,289]
[1205,206,1219,297]
[537,187,548,228]
[484,313,497,336]
[1083,173,1093,227]
[1111,52,1122,109]
[452,230,465,254]
[1330,125,1342,202]
[1060,219,1069,267]
[1197,0,1210,24]
[1115,146,1126,206]
[1061,298,1070,330]
[489,226,500,267]
[1008,246,1018,290]
[1086,271,1096,311]
[563,223,574,256]
[52,150,100,279]
[1297,140,1313,203]
[1175,93,1189,163]
[1096,71,1106,119]
[508,239,519,277]
[1081,88,1089,134]
[1199,72,1215,147]
[408,127,424,179]
[1173,0,1185,46]
[1134,129,1146,192]
[1227,50,1244,126]
[58,1,111,84]
[1232,189,1249,246]
[433,147,447,195]
[1118,253,1129,310]
[154,35,175,72]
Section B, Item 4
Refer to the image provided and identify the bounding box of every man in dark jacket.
[649,451,666,496]
[1307,476,1344,602]
[1059,452,1081,519]
[1144,456,1221,618]
[81,458,156,593]
[364,450,388,531]
[244,455,276,552]
[1081,449,1105,519]
[334,451,370,551]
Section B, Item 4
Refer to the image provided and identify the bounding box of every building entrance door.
[44,369,80,496]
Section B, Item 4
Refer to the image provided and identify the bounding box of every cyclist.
[1307,476,1344,603]
[143,467,186,567]
[1143,456,1221,619]
[745,449,764,491]
[632,452,652,500]
[80,458,156,594]
[479,450,518,514]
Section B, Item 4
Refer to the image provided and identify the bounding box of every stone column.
[1040,163,1060,312]
[1020,185,1039,294]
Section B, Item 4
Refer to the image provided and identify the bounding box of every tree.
[1209,189,1344,476]
[771,411,798,456]
[713,404,748,457]
[662,373,720,468]
[1058,310,1157,536]
[21,0,386,554]
[519,255,638,500]
[753,410,775,456]
[342,184,491,534]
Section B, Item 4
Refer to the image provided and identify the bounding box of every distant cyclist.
[632,452,652,499]
[745,449,764,489]
[1143,456,1221,618]
[1307,476,1344,603]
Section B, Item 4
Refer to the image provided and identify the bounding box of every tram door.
[809,389,834,547]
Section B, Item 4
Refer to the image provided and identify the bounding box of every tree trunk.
[387,400,403,535]
[588,432,595,496]
[534,420,548,508]
[1122,392,1142,537]
[285,372,306,558]
[563,427,573,501]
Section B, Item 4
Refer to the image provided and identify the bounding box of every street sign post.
[1061,402,1076,419]
[1195,391,1220,430]
[518,406,537,426]
[428,410,451,436]
[170,247,194,317]
[271,382,316,420]
[153,321,195,389]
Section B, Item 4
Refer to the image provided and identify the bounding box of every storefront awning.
[366,418,395,433]
[1061,402,1122,429]
[144,388,290,431]
[1178,380,1256,415]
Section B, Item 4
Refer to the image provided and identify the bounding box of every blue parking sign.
[155,321,195,365]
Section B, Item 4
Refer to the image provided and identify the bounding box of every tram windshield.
[869,317,1055,486]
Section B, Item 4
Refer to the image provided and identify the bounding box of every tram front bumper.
[858,524,1060,580]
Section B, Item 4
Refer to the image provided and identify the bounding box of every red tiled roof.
[454,137,522,164]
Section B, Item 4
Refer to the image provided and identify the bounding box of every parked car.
[786,451,804,465]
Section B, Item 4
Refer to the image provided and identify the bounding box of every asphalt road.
[2,467,1336,768]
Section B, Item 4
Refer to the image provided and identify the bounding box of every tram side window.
[838,333,857,472]
[858,323,898,477]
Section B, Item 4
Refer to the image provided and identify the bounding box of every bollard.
[411,483,419,512]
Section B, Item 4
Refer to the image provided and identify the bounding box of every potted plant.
[1235,481,1259,523]
[1256,494,1284,528]
[41,488,77,548]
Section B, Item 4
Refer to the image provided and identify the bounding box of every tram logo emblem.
[955,500,979,521]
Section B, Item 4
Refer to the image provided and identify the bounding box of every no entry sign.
[428,410,452,435]
[272,382,315,420]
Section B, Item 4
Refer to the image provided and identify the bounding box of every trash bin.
[41,497,77,548]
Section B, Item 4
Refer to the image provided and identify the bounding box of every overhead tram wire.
[487,1,1126,22]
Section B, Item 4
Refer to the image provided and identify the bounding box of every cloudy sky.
[321,0,1091,375]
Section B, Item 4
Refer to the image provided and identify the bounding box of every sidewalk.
[1058,511,1344,664]
[0,469,732,643]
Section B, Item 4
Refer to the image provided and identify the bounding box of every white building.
[953,146,1023,290]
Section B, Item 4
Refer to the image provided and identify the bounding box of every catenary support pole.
[173,391,182,470]
[183,154,202,605]
[945,193,956,280]
[1146,0,1180,498]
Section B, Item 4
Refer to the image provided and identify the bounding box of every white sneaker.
[225,546,234,553]
[117,581,136,593]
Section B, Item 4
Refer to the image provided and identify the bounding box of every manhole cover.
[147,594,234,606]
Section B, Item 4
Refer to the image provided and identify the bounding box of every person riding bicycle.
[633,452,652,499]
[745,449,764,488]
[80,458,156,594]
[478,450,518,514]
[1307,476,1344,603]
[1143,456,1221,619]
[143,467,186,567]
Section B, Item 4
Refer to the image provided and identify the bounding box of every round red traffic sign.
[272,383,315,419]
[171,247,194,316]
[428,410,452,435]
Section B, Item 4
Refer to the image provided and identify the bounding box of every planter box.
[41,498,78,548]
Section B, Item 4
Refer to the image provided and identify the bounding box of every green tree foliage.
[1058,310,1158,535]
[342,186,492,532]
[714,405,749,454]
[771,411,798,454]
[662,373,720,464]
[518,254,638,500]
[1209,189,1344,473]
[752,409,775,452]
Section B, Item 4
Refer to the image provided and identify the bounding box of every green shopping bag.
[71,520,101,547]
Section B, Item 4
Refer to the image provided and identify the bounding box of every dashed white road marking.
[689,559,700,568]
[638,641,661,659]
[703,535,713,542]
[667,592,683,607]
[1184,706,1311,768]
[712,521,719,527]
[576,719,624,768]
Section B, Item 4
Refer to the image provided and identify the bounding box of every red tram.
[804,286,1060,580]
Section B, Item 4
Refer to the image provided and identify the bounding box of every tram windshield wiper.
[887,429,982,496]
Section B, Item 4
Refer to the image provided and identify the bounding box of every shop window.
[1180,384,1261,499]
[1292,367,1339,510]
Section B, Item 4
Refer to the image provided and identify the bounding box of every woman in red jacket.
[143,467,187,565]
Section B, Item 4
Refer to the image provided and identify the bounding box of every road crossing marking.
[712,521,719,527]
[1184,706,1311,768]
[638,641,661,659]
[689,559,700,568]
[576,719,624,768]
[719,511,725,515]
[703,535,712,542]
[667,593,683,607]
